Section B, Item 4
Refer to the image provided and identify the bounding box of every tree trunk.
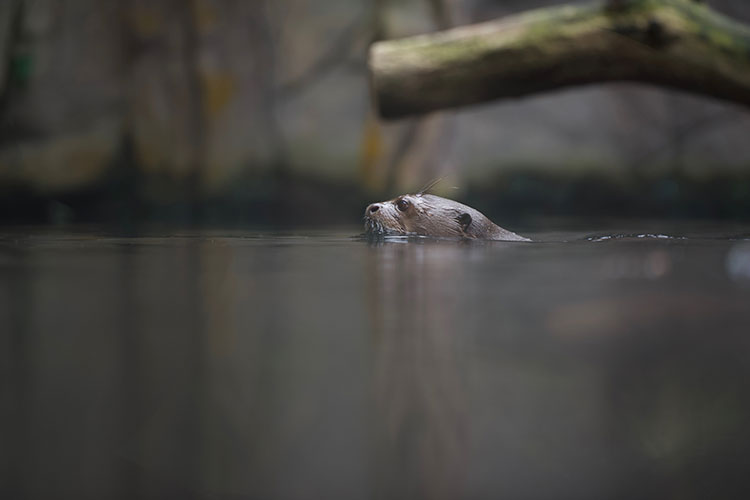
[368,0,750,119]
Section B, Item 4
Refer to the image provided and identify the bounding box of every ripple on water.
[585,233,687,242]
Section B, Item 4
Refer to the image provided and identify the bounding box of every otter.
[364,193,530,241]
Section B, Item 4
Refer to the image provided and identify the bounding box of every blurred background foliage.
[1,0,750,224]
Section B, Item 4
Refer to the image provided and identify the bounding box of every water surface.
[3,223,750,499]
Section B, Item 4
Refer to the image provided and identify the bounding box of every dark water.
[2,223,750,500]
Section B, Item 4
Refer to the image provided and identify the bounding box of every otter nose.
[367,203,380,214]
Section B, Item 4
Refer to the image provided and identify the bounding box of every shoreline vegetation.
[3,168,750,225]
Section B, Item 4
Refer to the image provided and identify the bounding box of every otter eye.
[396,199,410,212]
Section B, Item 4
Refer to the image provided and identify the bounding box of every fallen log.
[368,0,750,119]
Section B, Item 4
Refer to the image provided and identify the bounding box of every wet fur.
[364,194,529,241]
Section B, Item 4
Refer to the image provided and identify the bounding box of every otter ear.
[457,212,472,232]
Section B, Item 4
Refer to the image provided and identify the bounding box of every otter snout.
[363,202,392,235]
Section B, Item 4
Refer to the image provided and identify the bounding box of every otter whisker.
[417,176,447,196]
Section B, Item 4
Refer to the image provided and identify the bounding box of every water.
[2,223,750,499]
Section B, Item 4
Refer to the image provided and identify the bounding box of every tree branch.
[368,0,750,119]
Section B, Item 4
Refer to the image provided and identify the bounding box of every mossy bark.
[369,0,750,119]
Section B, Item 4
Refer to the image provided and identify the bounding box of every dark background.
[1,0,749,225]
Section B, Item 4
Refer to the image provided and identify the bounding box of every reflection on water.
[366,241,470,500]
[2,226,750,499]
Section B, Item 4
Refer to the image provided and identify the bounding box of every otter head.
[364,193,530,241]
[364,194,434,236]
